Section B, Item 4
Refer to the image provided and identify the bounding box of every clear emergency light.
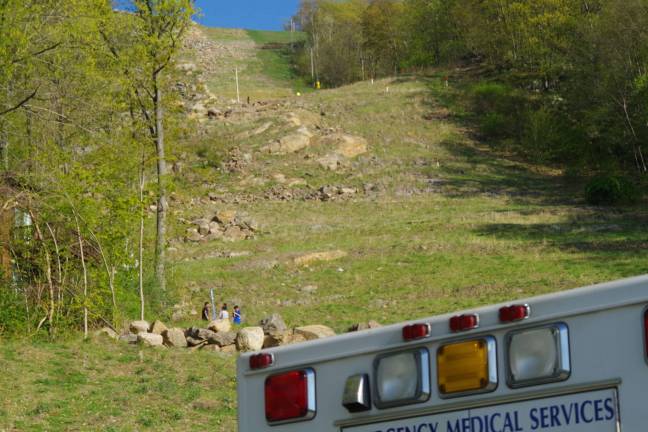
[373,348,430,408]
[506,323,570,388]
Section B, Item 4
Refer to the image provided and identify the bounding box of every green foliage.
[585,175,640,206]
[470,82,525,141]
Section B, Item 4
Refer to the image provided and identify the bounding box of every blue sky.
[194,0,301,31]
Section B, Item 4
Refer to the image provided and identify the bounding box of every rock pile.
[98,314,342,354]
[185,210,259,243]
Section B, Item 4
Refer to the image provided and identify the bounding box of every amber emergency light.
[437,337,497,397]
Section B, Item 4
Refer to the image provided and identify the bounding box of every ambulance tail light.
[402,323,431,341]
[265,369,316,424]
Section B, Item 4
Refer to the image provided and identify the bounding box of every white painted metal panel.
[343,389,619,432]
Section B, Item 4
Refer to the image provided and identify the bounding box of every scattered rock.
[236,327,265,352]
[215,210,237,225]
[162,328,188,348]
[300,285,318,294]
[221,344,237,354]
[201,345,221,353]
[317,153,345,171]
[185,228,203,243]
[186,336,205,347]
[138,332,164,347]
[150,320,168,335]
[294,250,348,266]
[223,225,246,241]
[348,320,382,332]
[196,328,218,341]
[94,327,118,340]
[129,320,150,335]
[295,325,336,340]
[119,333,138,344]
[198,221,210,236]
[208,319,232,333]
[260,313,287,334]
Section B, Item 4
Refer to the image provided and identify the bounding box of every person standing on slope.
[219,303,230,321]
[233,305,242,325]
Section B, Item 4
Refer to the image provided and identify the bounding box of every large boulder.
[295,325,336,340]
[207,331,237,347]
[260,313,287,334]
[264,128,314,154]
[162,328,188,348]
[236,327,265,352]
[321,133,368,158]
[263,330,307,348]
[150,320,168,335]
[186,336,205,347]
[208,319,232,333]
[196,328,218,341]
[138,332,164,347]
[129,320,150,335]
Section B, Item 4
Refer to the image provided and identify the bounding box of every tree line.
[293,0,648,188]
[0,0,194,337]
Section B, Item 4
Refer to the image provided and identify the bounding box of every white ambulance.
[237,275,648,431]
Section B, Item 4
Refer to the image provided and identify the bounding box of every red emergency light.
[402,323,431,341]
[499,304,530,323]
[449,314,479,332]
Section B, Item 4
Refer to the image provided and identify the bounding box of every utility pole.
[210,288,217,321]
[235,67,240,104]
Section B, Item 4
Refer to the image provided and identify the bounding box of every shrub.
[585,175,640,206]
[480,112,509,139]
[471,82,526,140]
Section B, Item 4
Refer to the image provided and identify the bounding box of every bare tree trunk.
[30,212,54,335]
[621,97,648,173]
[138,146,146,321]
[45,223,63,322]
[74,214,89,339]
[0,118,7,172]
[153,77,168,293]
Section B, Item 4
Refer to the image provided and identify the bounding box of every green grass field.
[0,337,237,431]
[3,25,647,431]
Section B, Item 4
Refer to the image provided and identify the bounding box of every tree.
[104,0,193,294]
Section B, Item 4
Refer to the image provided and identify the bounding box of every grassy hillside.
[3,25,647,431]
[170,74,648,331]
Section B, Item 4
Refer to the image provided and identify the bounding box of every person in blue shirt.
[233,305,242,325]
